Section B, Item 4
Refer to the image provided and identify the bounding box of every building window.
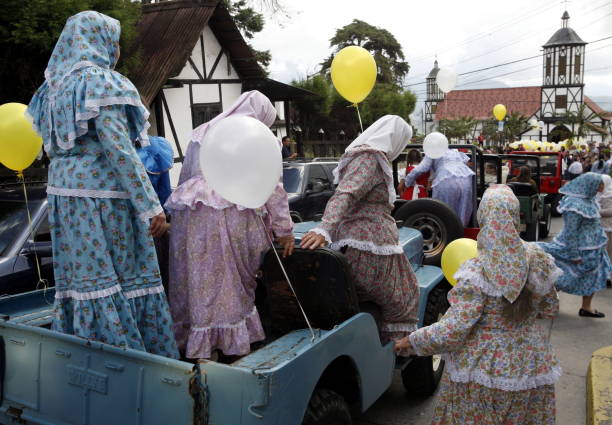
[558,55,566,77]
[546,56,551,77]
[555,95,567,109]
[192,103,222,127]
[574,54,581,76]
[431,104,437,114]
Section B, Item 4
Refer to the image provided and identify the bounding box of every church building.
[425,11,611,144]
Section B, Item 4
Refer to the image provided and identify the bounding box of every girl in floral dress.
[395,185,562,425]
[27,11,178,358]
[165,91,294,360]
[301,115,420,342]
[540,172,611,318]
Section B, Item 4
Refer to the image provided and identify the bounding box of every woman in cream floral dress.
[301,115,419,342]
[396,185,562,425]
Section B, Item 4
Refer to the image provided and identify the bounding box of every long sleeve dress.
[166,141,294,359]
[313,148,419,341]
[405,150,475,226]
[48,104,179,358]
[409,245,562,425]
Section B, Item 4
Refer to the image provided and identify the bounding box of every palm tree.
[438,116,477,142]
[503,112,530,142]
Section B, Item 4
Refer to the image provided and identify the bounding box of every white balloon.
[200,115,282,209]
[436,68,457,93]
[423,132,449,159]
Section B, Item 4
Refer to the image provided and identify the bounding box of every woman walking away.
[397,149,429,200]
[300,115,420,343]
[541,173,611,317]
[395,185,562,425]
[165,91,294,360]
[590,155,610,175]
[404,148,475,226]
[27,12,178,357]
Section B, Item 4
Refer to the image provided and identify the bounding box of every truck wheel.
[522,218,539,241]
[290,211,303,223]
[393,199,464,267]
[302,388,352,425]
[550,194,562,217]
[401,281,451,397]
[539,204,551,239]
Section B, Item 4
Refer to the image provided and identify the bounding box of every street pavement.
[355,217,612,425]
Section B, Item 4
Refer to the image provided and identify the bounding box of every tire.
[523,218,539,241]
[393,199,464,267]
[401,281,451,397]
[539,204,551,239]
[302,388,352,425]
[290,211,303,223]
[550,194,562,217]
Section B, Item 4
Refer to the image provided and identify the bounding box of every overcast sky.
[250,0,612,120]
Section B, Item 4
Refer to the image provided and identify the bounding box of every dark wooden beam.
[168,78,242,84]
[161,91,184,162]
[207,50,224,79]
[187,57,205,81]
[154,92,165,137]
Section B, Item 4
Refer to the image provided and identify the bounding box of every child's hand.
[394,337,415,356]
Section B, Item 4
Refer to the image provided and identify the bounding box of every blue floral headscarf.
[558,172,603,218]
[27,11,150,151]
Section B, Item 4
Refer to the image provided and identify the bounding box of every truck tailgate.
[0,321,202,425]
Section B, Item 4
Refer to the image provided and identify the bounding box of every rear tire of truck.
[550,194,562,217]
[539,204,551,239]
[302,388,352,425]
[401,281,451,397]
[394,199,464,267]
[523,218,539,242]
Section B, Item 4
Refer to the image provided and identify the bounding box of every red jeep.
[509,151,565,216]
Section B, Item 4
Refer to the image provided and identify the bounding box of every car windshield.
[538,155,558,176]
[282,166,303,193]
[0,200,41,256]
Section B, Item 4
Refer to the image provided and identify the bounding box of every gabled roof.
[130,0,314,105]
[585,96,612,120]
[434,86,541,121]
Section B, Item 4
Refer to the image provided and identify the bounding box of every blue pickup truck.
[0,221,449,425]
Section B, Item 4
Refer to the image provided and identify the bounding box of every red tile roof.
[585,96,612,120]
[434,86,542,121]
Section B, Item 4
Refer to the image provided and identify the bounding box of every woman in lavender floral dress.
[165,91,294,360]
[301,115,419,342]
[395,185,561,425]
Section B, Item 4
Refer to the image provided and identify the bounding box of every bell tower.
[541,11,587,121]
[425,60,444,130]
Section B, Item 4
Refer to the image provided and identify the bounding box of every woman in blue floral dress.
[395,185,562,425]
[27,11,179,357]
[539,172,611,318]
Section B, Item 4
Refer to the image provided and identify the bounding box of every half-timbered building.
[131,0,314,182]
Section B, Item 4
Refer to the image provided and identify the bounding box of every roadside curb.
[587,346,612,425]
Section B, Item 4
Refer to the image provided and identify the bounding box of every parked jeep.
[0,221,450,425]
[282,160,338,223]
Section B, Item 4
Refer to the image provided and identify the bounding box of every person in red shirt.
[397,149,429,200]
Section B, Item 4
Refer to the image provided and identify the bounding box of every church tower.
[541,11,587,122]
[425,60,444,131]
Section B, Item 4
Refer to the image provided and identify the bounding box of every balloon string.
[257,214,317,342]
[353,103,364,133]
[18,172,51,304]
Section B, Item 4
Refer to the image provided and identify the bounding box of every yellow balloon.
[331,46,377,104]
[441,238,478,286]
[493,104,507,121]
[0,103,43,172]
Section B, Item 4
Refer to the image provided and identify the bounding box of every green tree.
[438,117,477,141]
[360,84,416,126]
[291,75,333,140]
[223,0,271,69]
[0,0,141,104]
[503,111,530,142]
[321,19,409,87]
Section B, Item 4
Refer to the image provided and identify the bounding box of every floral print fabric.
[476,185,528,303]
[431,375,555,425]
[27,11,150,152]
[167,183,293,359]
[315,150,419,340]
[557,172,603,218]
